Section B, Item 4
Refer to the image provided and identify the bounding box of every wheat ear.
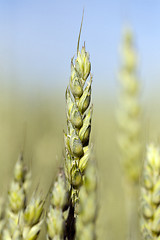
[117,29,141,184]
[2,153,30,238]
[2,154,44,240]
[141,144,160,240]
[64,43,92,203]
[117,28,141,240]
[75,158,97,240]
[46,170,69,240]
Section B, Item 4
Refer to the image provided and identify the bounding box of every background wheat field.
[1,1,160,239]
[0,88,159,239]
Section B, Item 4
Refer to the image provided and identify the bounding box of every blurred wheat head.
[1,154,44,240]
[141,144,160,240]
[117,29,141,185]
[46,169,69,240]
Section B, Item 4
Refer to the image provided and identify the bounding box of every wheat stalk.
[141,143,160,240]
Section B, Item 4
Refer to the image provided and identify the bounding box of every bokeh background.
[0,0,160,239]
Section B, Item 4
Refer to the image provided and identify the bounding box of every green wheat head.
[64,43,92,204]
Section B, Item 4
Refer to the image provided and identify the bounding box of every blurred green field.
[0,84,159,239]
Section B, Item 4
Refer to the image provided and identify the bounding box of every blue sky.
[0,0,160,97]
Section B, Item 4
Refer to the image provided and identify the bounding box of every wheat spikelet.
[141,144,160,240]
[2,225,22,240]
[46,170,69,240]
[22,195,44,240]
[75,158,97,240]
